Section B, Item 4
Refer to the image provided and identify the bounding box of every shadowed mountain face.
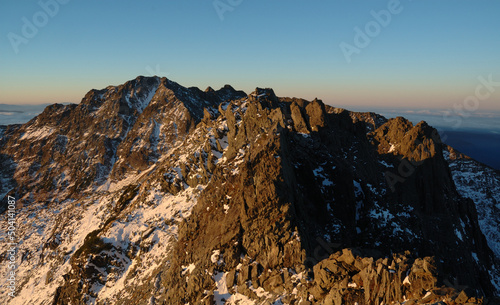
[0,77,498,304]
[441,130,500,170]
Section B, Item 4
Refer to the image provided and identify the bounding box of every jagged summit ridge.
[0,77,246,201]
[0,76,499,304]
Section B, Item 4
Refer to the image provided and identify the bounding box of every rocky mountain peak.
[371,116,443,162]
[249,87,279,103]
[0,76,499,304]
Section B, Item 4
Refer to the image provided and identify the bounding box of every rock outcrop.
[0,77,498,305]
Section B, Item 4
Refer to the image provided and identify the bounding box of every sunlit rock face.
[0,77,498,305]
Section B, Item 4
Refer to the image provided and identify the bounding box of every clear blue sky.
[1,0,499,111]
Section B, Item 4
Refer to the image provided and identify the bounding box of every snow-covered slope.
[444,145,500,293]
[0,108,233,304]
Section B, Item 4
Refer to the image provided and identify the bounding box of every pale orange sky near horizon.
[2,76,499,113]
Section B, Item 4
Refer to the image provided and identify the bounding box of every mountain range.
[0,76,499,305]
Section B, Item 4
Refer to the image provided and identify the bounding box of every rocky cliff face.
[444,145,500,293]
[0,77,498,305]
